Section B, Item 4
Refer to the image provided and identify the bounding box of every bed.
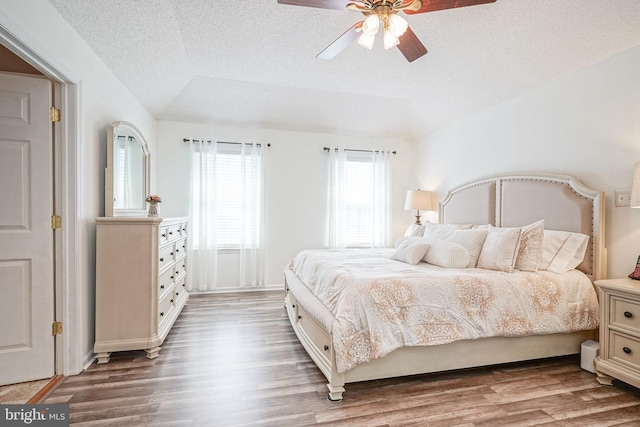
[284,172,606,401]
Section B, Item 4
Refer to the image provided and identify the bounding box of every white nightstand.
[594,278,640,389]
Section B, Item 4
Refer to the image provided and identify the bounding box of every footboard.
[284,268,345,400]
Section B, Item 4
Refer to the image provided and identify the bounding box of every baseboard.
[188,284,283,294]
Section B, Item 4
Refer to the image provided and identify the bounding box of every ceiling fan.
[277,0,497,62]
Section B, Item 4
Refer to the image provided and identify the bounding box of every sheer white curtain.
[187,140,264,292]
[326,147,391,249]
[237,143,264,288]
[371,149,391,248]
[327,147,347,249]
[187,139,218,291]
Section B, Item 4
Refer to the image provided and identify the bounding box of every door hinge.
[51,215,62,229]
[50,107,61,123]
[52,321,62,336]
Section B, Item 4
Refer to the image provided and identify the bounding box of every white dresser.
[594,278,640,389]
[94,216,189,363]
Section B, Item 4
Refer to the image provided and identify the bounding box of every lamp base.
[414,212,422,225]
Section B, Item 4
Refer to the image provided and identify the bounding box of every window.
[190,143,262,249]
[327,148,391,248]
[343,152,375,246]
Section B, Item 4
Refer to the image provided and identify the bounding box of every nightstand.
[594,278,640,389]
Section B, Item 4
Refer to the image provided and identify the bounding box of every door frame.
[0,14,82,377]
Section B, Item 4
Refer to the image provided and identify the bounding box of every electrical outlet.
[615,190,631,207]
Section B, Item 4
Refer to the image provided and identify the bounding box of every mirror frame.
[104,121,151,217]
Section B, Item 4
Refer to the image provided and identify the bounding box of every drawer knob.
[176,248,180,253]
[169,231,173,235]
[160,285,164,289]
[160,257,164,262]
[324,345,329,351]
[176,292,179,296]
[623,346,632,354]
[292,304,296,308]
[171,299,174,303]
[297,315,302,320]
[160,312,164,317]
[162,233,166,238]
[625,311,633,318]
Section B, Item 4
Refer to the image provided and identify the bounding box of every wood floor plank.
[43,291,640,425]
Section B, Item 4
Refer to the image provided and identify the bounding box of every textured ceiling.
[49,0,640,139]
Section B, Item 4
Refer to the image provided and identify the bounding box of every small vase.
[148,201,159,217]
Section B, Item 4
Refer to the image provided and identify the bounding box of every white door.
[0,72,54,385]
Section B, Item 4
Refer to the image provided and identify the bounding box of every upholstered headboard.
[439,173,606,280]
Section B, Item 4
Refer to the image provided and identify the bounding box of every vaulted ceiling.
[49,0,640,139]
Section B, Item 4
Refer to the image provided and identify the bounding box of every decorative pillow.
[422,222,474,240]
[539,230,589,274]
[391,239,430,265]
[404,223,425,237]
[514,220,545,272]
[444,228,488,268]
[477,225,522,272]
[422,238,470,268]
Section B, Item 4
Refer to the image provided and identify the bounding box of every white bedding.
[290,248,600,373]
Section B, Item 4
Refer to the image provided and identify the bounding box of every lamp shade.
[404,190,434,211]
[631,162,640,208]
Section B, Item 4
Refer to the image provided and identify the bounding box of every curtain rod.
[183,138,270,147]
[323,147,396,155]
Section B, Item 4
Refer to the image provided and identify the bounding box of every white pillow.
[514,220,545,272]
[444,228,488,268]
[404,223,425,237]
[422,222,474,240]
[477,225,522,273]
[422,238,470,268]
[391,239,430,265]
[539,230,589,274]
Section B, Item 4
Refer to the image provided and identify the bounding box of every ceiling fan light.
[388,14,408,37]
[357,33,375,50]
[383,29,399,50]
[362,14,380,36]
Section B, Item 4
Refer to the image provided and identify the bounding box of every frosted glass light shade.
[362,14,380,36]
[383,29,399,50]
[388,14,408,37]
[631,162,640,208]
[357,33,375,50]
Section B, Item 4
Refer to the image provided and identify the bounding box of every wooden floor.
[43,291,640,426]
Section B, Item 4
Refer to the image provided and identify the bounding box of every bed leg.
[327,383,345,402]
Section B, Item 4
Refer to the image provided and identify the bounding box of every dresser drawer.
[175,276,186,300]
[159,287,175,325]
[159,268,173,297]
[610,331,640,370]
[159,245,174,271]
[174,238,186,260]
[611,296,640,335]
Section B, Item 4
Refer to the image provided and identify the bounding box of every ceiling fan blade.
[396,27,428,62]
[404,0,496,15]
[317,21,363,59]
[277,0,349,10]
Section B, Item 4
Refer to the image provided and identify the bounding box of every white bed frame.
[284,172,606,401]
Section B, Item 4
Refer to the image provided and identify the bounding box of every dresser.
[594,278,640,389]
[94,216,189,363]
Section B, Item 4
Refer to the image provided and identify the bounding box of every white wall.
[156,121,416,288]
[1,1,156,370]
[416,44,640,279]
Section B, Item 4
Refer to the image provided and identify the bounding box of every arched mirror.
[104,121,150,217]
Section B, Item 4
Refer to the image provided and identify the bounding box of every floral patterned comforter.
[290,248,599,373]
